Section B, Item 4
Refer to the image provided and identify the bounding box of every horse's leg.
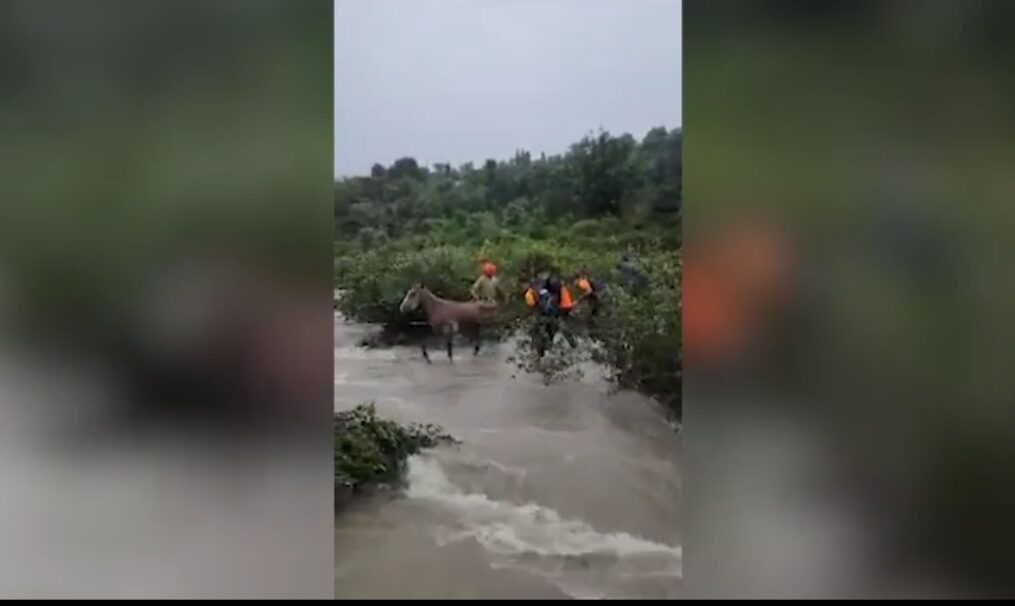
[421,332,432,363]
[445,323,455,363]
[468,322,481,355]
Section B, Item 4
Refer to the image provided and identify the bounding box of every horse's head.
[399,283,425,314]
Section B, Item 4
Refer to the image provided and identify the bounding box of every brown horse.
[399,283,498,363]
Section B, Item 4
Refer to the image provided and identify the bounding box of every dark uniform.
[524,276,576,357]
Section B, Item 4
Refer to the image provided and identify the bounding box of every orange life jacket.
[524,288,537,307]
[559,286,573,311]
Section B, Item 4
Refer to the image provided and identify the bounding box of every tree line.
[335,127,681,249]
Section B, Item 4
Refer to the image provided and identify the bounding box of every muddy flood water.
[334,314,681,599]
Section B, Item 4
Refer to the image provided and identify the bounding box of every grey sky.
[334,0,682,177]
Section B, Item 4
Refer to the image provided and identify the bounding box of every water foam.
[405,455,681,569]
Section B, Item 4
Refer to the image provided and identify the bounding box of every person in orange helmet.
[573,268,603,317]
[471,260,502,303]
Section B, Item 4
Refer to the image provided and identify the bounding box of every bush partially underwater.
[334,403,456,504]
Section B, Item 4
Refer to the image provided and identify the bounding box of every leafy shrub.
[592,251,681,418]
[334,403,456,492]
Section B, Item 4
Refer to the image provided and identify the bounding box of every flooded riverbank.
[334,314,680,599]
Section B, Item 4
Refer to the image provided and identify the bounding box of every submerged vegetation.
[334,403,456,498]
[334,127,681,420]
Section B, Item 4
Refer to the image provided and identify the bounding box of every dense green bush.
[334,403,456,493]
[335,245,476,326]
[592,253,681,417]
[335,230,626,325]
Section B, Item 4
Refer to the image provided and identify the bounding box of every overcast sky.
[334,0,682,177]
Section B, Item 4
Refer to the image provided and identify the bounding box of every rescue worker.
[521,273,548,316]
[471,261,501,303]
[574,269,602,316]
[522,272,575,357]
[619,253,648,293]
[522,275,540,309]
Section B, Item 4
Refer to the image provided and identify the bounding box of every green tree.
[389,157,424,181]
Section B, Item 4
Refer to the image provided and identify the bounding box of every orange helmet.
[482,262,498,277]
